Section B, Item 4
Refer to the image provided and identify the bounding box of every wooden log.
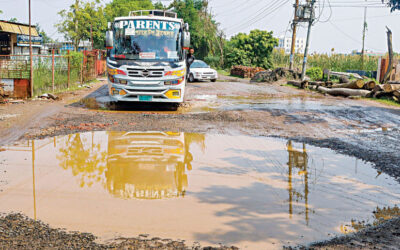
[308,85,318,90]
[393,90,400,99]
[364,81,377,90]
[373,84,384,92]
[309,81,326,86]
[339,75,350,83]
[331,80,365,89]
[330,71,363,80]
[325,81,333,88]
[373,91,393,99]
[383,83,400,93]
[287,80,308,89]
[317,86,371,97]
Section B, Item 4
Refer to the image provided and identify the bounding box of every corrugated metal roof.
[0,21,39,36]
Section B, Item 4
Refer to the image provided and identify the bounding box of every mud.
[0,77,400,249]
[1,132,399,249]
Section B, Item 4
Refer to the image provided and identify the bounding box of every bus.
[105,10,191,104]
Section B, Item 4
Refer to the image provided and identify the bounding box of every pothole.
[0,131,399,248]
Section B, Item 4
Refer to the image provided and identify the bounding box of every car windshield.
[111,19,182,62]
[191,61,209,68]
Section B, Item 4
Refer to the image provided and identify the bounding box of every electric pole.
[361,0,367,70]
[29,0,33,97]
[289,0,300,70]
[74,0,80,51]
[301,0,316,81]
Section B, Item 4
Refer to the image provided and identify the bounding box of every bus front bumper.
[109,84,184,103]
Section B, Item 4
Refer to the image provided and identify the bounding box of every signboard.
[17,34,43,47]
[0,78,14,92]
[139,52,156,59]
[116,20,180,38]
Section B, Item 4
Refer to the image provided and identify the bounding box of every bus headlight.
[108,68,127,76]
[164,77,185,85]
[165,69,185,77]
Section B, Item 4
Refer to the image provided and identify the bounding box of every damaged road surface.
[0,78,400,249]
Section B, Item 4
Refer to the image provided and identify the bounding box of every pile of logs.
[0,84,6,104]
[287,78,400,103]
[251,68,302,83]
[230,66,264,78]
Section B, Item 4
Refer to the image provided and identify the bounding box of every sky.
[0,0,399,54]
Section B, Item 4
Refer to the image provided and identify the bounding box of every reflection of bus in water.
[106,131,193,199]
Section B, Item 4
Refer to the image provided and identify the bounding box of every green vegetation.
[369,98,400,107]
[217,69,230,76]
[57,0,107,50]
[172,0,224,64]
[33,60,81,96]
[104,0,153,21]
[306,67,323,81]
[225,30,278,69]
[272,50,379,72]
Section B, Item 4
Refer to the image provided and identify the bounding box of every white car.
[188,60,218,82]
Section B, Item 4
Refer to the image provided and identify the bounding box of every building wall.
[277,37,306,54]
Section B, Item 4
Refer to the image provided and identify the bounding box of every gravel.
[0,214,237,250]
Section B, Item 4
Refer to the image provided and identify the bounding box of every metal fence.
[0,50,106,97]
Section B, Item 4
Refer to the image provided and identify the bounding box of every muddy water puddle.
[0,132,399,249]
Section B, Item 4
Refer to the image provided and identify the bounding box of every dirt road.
[0,77,399,249]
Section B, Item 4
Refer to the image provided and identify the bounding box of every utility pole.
[90,22,94,50]
[301,0,316,81]
[29,0,33,97]
[289,0,300,70]
[74,0,79,51]
[361,0,367,70]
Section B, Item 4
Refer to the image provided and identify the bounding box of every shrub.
[204,56,220,69]
[306,67,323,80]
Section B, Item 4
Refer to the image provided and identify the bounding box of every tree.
[153,2,166,10]
[9,17,18,22]
[104,0,154,22]
[36,24,52,44]
[171,0,223,62]
[225,29,278,69]
[57,0,106,50]
[383,0,400,11]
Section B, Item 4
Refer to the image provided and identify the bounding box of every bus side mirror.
[184,23,189,31]
[106,31,114,49]
[107,22,112,29]
[183,32,190,48]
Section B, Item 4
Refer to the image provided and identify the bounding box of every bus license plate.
[139,95,152,101]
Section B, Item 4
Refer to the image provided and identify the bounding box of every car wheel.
[189,74,195,82]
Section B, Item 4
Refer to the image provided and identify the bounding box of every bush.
[306,67,323,80]
[68,51,84,67]
[204,56,220,69]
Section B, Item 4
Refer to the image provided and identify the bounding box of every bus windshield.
[111,19,182,62]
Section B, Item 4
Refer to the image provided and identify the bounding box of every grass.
[34,67,81,96]
[282,84,300,89]
[272,50,382,72]
[217,69,230,76]
[368,98,400,107]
